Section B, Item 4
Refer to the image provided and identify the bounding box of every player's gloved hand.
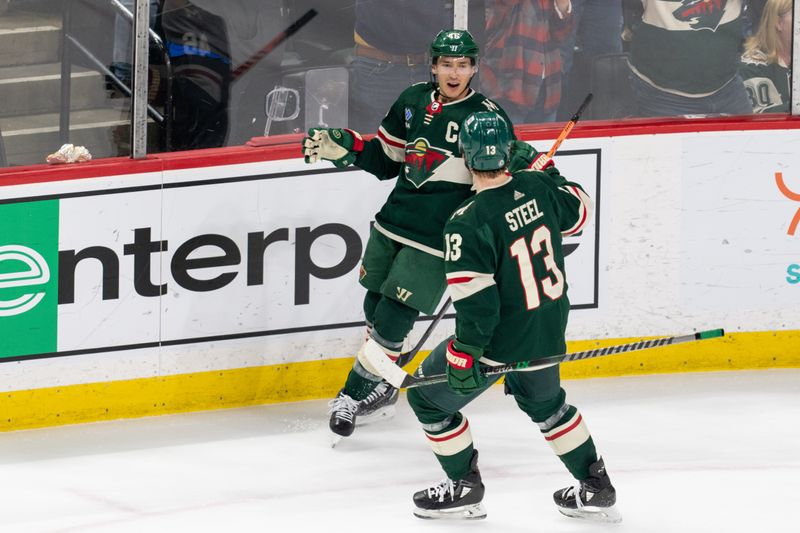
[445,339,487,395]
[529,151,554,171]
[508,140,554,172]
[301,128,364,168]
[508,140,538,172]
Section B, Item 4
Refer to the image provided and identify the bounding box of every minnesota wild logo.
[671,0,727,30]
[404,138,454,187]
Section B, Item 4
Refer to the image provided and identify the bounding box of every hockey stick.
[396,298,452,366]
[532,92,593,170]
[231,9,318,81]
[394,94,595,365]
[365,329,725,389]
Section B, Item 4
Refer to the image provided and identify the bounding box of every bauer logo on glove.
[445,339,487,395]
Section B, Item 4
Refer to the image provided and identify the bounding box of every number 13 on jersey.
[445,233,463,261]
[510,225,564,310]
[445,226,565,311]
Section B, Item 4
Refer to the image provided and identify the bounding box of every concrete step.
[0,12,61,67]
[0,106,161,166]
[0,63,108,118]
[0,3,167,168]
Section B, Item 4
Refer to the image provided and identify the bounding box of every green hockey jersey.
[442,166,592,364]
[353,82,514,256]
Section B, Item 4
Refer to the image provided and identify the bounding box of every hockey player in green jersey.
[301,29,539,441]
[403,111,620,522]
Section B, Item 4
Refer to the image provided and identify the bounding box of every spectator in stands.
[348,0,451,133]
[740,0,792,113]
[159,0,232,150]
[557,0,624,121]
[150,0,290,147]
[627,0,753,117]
[479,0,575,125]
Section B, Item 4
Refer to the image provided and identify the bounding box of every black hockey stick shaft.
[401,328,725,388]
[231,9,317,80]
[545,92,593,159]
[397,298,452,365]
[395,94,595,364]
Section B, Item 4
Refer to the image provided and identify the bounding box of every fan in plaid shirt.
[480,0,574,124]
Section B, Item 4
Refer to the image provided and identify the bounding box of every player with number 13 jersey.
[442,141,592,364]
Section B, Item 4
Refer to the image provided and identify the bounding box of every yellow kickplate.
[1,330,797,431]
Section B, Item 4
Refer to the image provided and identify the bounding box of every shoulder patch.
[450,200,475,220]
[481,99,500,112]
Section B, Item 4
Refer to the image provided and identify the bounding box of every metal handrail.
[59,0,174,153]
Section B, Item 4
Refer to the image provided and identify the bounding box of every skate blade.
[330,434,344,448]
[413,503,487,520]
[558,504,622,524]
[356,405,396,426]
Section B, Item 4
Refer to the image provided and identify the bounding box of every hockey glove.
[301,128,364,168]
[530,151,554,171]
[508,140,538,172]
[508,140,554,173]
[445,339,488,395]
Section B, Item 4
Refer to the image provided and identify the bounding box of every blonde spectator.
[740,0,792,113]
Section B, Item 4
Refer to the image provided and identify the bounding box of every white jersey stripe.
[377,127,406,162]
[561,185,593,236]
[446,271,496,301]
[373,222,444,258]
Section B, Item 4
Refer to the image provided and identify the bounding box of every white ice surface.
[1,369,798,533]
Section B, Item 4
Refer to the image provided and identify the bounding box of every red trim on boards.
[1,115,799,187]
[515,114,800,140]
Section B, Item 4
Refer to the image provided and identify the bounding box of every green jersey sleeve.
[517,166,593,237]
[353,83,429,180]
[443,212,501,356]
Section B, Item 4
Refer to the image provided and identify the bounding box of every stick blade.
[362,340,409,389]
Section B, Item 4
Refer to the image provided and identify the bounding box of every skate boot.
[328,389,359,438]
[357,380,399,424]
[553,457,621,523]
[413,450,487,520]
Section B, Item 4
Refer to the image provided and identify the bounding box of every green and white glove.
[508,140,538,173]
[301,128,364,168]
[445,339,488,395]
[508,139,553,172]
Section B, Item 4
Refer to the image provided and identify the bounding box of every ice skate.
[413,450,487,520]
[553,457,621,523]
[356,380,399,425]
[328,389,359,445]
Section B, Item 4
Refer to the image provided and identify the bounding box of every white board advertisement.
[0,149,603,389]
[4,127,798,392]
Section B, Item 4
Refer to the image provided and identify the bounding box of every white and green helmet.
[459,111,512,171]
[430,29,479,62]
